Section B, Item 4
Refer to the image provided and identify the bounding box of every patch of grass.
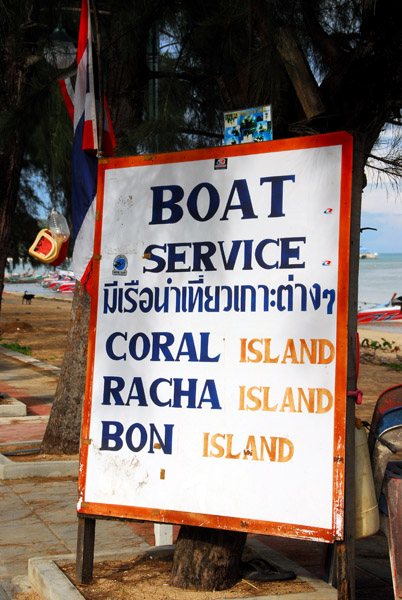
[361,337,395,352]
[0,339,32,356]
[387,363,402,372]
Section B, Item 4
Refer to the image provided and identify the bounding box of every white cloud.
[362,183,402,215]
[360,184,402,253]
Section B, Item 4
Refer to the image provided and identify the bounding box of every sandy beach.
[1,290,401,423]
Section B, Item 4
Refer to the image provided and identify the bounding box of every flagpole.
[91,0,104,157]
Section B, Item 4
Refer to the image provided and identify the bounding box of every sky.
[360,182,402,254]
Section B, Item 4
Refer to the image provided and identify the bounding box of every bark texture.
[170,526,247,590]
[0,25,26,311]
[41,282,91,454]
[0,137,24,310]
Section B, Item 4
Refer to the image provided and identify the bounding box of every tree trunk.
[0,146,23,310]
[170,526,247,591]
[41,281,91,454]
[0,95,25,312]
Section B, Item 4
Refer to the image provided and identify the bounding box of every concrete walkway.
[0,477,149,598]
[0,347,396,599]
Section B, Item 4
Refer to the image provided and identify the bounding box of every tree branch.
[274,25,325,119]
[180,128,222,139]
[300,0,345,68]
[366,164,398,176]
[367,153,402,168]
[148,69,198,83]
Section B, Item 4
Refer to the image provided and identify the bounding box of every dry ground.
[58,549,313,600]
[0,291,72,367]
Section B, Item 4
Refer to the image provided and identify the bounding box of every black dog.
[22,291,35,305]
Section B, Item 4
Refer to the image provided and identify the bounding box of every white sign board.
[78,133,353,542]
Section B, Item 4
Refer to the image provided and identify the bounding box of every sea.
[357,252,402,334]
[3,254,402,329]
[358,253,402,308]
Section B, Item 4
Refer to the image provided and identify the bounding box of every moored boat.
[357,294,402,323]
[359,246,378,259]
[5,270,47,283]
[57,280,76,293]
[41,270,74,288]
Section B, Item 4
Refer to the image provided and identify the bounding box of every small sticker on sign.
[113,254,128,275]
[214,158,228,170]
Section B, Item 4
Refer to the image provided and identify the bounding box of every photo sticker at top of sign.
[224,105,273,145]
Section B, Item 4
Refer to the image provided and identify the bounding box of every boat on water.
[4,269,47,283]
[357,294,402,323]
[359,246,378,259]
[57,281,76,293]
[41,270,74,288]
[48,276,75,290]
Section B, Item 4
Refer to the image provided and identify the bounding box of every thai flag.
[60,0,115,294]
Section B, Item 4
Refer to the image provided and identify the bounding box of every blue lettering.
[175,333,198,361]
[151,332,175,361]
[199,332,220,362]
[260,175,295,217]
[221,179,258,220]
[100,421,124,450]
[167,243,192,273]
[198,380,221,409]
[126,423,148,452]
[149,424,174,454]
[255,239,279,269]
[192,241,217,271]
[280,237,306,268]
[143,244,166,273]
[127,377,147,406]
[103,376,125,405]
[172,378,198,408]
[149,185,184,224]
[129,332,150,360]
[150,378,172,407]
[187,183,219,221]
[100,422,175,454]
[106,332,127,361]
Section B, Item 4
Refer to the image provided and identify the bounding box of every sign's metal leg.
[76,517,96,584]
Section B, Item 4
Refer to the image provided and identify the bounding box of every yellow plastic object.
[355,422,380,538]
[29,229,63,264]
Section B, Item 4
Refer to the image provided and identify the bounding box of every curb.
[0,346,61,375]
[29,555,85,600]
[28,540,337,600]
[0,349,76,479]
[0,393,27,417]
[0,453,78,480]
[0,439,42,448]
[28,547,150,600]
[0,586,11,600]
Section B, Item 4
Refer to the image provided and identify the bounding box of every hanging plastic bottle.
[29,210,70,266]
[48,209,70,242]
